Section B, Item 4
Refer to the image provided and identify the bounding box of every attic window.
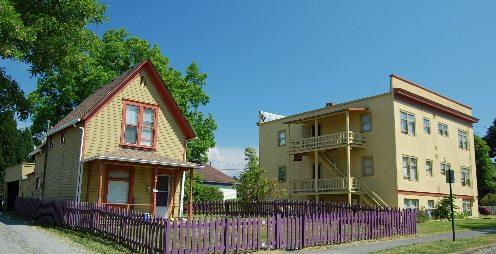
[121,100,158,149]
[60,132,65,147]
[140,75,147,86]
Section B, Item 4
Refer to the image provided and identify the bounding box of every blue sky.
[2,1,494,173]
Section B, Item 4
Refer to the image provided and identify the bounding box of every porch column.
[345,111,352,205]
[314,118,319,193]
[151,166,158,215]
[188,168,193,221]
[98,160,104,204]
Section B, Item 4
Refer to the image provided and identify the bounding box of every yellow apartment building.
[259,75,479,216]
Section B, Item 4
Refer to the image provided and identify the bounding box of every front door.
[155,175,170,217]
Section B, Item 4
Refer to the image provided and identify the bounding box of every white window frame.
[440,162,451,176]
[400,111,416,136]
[278,130,286,146]
[402,155,418,181]
[278,165,287,182]
[462,200,472,216]
[461,167,471,187]
[438,123,449,137]
[361,156,374,176]
[404,199,419,209]
[425,159,433,177]
[361,113,372,132]
[458,130,468,150]
[423,118,431,134]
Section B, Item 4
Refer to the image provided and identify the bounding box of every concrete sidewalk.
[298,228,496,254]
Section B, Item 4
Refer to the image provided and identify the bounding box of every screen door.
[155,175,170,217]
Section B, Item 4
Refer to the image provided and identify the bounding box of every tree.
[29,29,216,162]
[475,136,496,197]
[0,68,30,119]
[484,119,496,158]
[235,148,284,203]
[0,111,33,196]
[184,172,223,203]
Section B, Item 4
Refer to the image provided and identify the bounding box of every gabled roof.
[196,164,237,185]
[46,60,195,139]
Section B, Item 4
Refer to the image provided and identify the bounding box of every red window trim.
[120,99,159,150]
[103,164,135,205]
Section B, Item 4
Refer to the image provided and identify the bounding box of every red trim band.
[398,189,474,200]
[394,88,478,124]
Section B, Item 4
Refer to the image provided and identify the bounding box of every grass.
[417,217,496,235]
[374,234,496,254]
[40,225,134,254]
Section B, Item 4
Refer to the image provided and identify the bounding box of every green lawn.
[375,234,496,254]
[417,217,496,235]
[40,225,133,254]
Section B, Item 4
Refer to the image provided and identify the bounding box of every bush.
[432,195,459,220]
[416,207,430,223]
[481,193,496,206]
[455,211,467,219]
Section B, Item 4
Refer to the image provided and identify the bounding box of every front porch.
[290,177,359,194]
[80,151,198,219]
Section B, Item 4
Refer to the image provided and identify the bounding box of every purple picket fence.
[15,197,416,253]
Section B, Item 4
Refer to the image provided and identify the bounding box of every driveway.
[299,228,496,254]
[0,211,88,254]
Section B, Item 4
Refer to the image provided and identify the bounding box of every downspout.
[179,141,188,216]
[75,121,84,202]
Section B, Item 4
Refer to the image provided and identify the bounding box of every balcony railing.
[289,131,366,153]
[291,177,358,193]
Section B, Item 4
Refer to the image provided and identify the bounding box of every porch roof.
[82,148,199,169]
[282,107,368,124]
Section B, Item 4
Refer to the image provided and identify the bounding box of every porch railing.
[291,177,358,193]
[289,131,366,153]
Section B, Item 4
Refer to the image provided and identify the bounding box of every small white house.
[197,165,237,200]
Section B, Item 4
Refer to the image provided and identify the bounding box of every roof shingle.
[196,165,237,184]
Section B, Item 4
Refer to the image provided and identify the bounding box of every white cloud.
[207,146,249,178]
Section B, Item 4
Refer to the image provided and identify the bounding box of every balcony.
[288,131,366,154]
[290,177,359,193]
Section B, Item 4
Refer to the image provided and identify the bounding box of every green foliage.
[480,193,496,206]
[0,0,106,74]
[432,195,458,220]
[0,111,33,196]
[474,136,496,197]
[235,148,285,203]
[0,68,30,120]
[484,118,496,158]
[455,211,467,219]
[416,207,431,223]
[184,172,223,203]
[29,29,216,162]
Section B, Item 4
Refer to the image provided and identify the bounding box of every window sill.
[120,143,156,151]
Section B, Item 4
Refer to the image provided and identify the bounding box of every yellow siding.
[43,127,83,200]
[84,72,186,161]
[390,76,472,115]
[81,161,184,217]
[393,98,478,216]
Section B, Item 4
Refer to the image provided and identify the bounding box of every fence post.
[223,217,228,253]
[163,220,169,254]
[301,214,305,248]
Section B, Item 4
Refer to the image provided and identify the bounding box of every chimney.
[326,102,335,107]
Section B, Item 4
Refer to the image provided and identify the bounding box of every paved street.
[0,211,87,254]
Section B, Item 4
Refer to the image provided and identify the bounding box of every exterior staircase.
[318,151,389,208]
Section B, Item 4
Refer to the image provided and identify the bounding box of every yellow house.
[259,75,479,216]
[22,60,198,218]
[3,162,35,210]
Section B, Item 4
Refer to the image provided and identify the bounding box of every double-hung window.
[106,169,131,204]
[404,199,419,209]
[278,130,286,146]
[400,111,415,136]
[402,155,418,181]
[122,101,157,148]
[423,118,431,134]
[361,113,372,132]
[461,167,471,187]
[425,160,433,177]
[462,201,472,216]
[458,130,468,150]
[278,166,287,182]
[440,162,450,175]
[361,156,374,176]
[438,123,448,137]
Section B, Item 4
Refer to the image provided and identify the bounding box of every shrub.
[481,193,496,206]
[455,211,467,219]
[432,195,458,220]
[416,207,430,223]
